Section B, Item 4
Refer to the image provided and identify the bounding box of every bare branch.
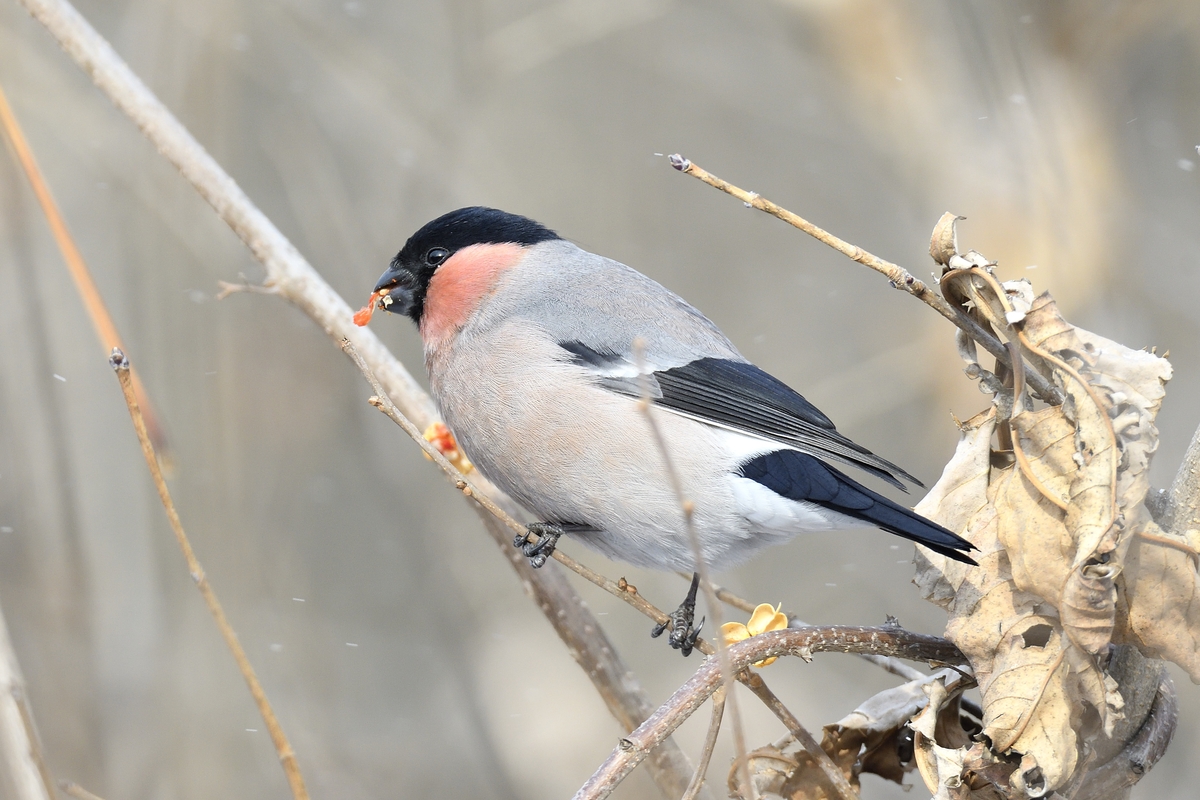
[214,279,280,301]
[1074,670,1178,800]
[0,80,169,456]
[574,626,965,800]
[666,154,1063,405]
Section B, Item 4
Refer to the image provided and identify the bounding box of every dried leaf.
[979,619,1077,790]
[914,409,996,608]
[780,747,850,800]
[910,285,1181,794]
[1016,291,1172,656]
[1121,523,1200,682]
[818,668,962,787]
[996,418,1073,607]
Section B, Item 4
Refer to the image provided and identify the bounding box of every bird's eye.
[425,247,449,266]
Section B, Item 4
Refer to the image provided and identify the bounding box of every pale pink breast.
[420,243,524,346]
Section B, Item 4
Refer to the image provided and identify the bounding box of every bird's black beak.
[372,264,417,317]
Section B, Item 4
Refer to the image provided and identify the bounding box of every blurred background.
[1,0,1198,797]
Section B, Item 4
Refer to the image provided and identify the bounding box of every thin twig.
[59,782,107,800]
[666,154,1062,405]
[215,279,281,300]
[108,348,309,800]
[573,625,966,800]
[11,688,55,800]
[631,339,753,797]
[681,688,726,800]
[0,80,170,457]
[740,672,859,800]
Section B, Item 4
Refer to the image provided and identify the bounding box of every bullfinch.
[366,207,975,654]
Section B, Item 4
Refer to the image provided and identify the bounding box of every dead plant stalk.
[108,348,309,800]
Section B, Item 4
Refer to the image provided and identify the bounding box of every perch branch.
[666,154,1062,404]
[574,626,965,800]
[109,349,310,800]
[1074,671,1178,800]
[704,577,929,681]
[18,0,704,794]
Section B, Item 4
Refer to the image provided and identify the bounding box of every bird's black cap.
[373,207,560,322]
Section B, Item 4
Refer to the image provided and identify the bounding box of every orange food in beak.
[353,290,387,326]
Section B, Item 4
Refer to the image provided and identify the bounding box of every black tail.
[738,450,977,565]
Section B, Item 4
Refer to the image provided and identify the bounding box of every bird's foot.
[651,571,705,657]
[513,522,564,569]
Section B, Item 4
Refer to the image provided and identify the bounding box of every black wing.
[560,343,920,490]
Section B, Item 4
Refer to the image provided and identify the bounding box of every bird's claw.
[651,572,705,657]
[514,522,564,569]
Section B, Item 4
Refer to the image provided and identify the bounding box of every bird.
[364,206,976,655]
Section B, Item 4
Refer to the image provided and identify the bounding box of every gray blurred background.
[1,0,1198,797]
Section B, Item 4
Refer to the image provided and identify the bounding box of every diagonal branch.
[739,671,859,800]
[15,1,705,796]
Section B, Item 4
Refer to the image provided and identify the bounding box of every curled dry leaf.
[930,212,965,267]
[825,668,969,789]
[1121,522,1200,681]
[910,681,970,800]
[731,745,800,800]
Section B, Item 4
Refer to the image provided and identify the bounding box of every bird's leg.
[651,571,705,657]
[513,522,564,569]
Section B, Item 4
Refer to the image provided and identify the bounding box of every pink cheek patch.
[420,243,525,345]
